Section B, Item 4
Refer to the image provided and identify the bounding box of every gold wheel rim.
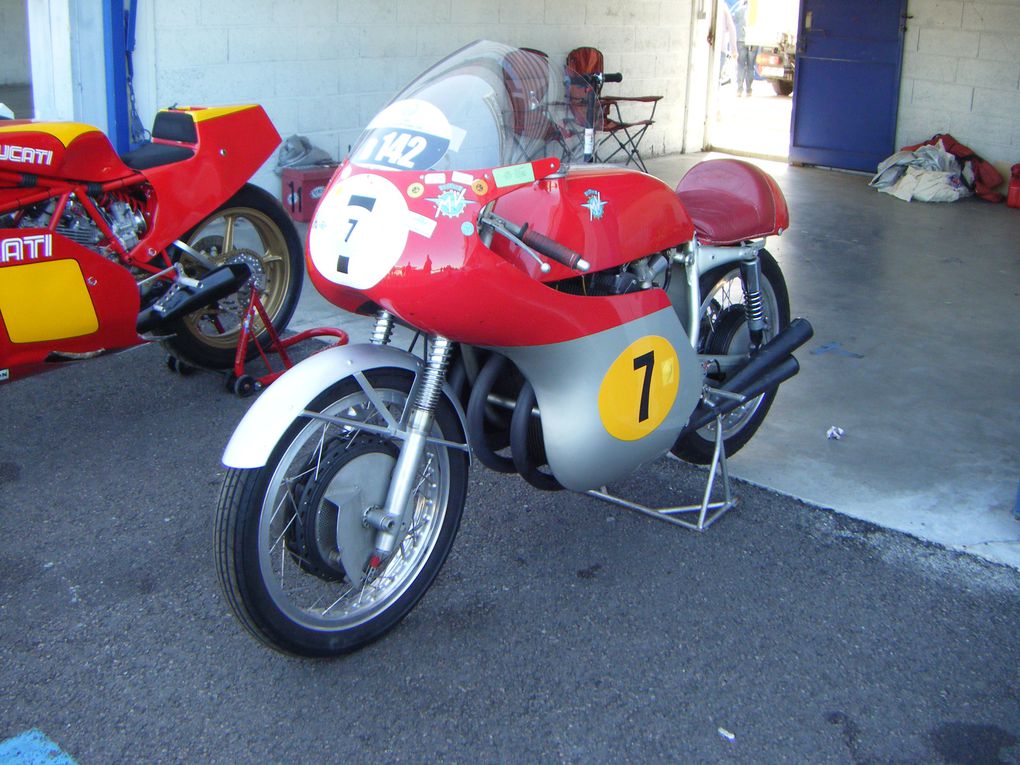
[180,206,292,350]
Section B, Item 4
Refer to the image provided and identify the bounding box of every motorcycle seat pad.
[675,159,789,246]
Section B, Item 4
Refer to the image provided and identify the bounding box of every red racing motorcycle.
[215,41,813,657]
[0,104,303,385]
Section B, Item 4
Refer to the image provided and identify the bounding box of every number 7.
[633,351,655,423]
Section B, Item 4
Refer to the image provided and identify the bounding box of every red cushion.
[675,159,789,245]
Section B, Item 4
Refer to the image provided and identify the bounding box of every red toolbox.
[281,165,337,222]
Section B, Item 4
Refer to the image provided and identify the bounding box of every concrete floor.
[291,152,1020,569]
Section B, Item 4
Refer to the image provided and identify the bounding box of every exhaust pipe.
[679,317,814,437]
[137,262,252,334]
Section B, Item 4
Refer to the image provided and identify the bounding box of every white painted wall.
[898,0,1020,183]
[26,0,106,126]
[132,0,693,192]
[0,0,31,85]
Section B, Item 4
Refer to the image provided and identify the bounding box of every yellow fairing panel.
[0,261,99,343]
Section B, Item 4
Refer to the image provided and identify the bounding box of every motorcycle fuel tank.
[0,122,128,182]
[490,164,695,279]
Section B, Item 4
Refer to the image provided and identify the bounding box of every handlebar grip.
[603,72,623,83]
[520,226,589,272]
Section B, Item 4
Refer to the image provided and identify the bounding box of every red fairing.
[131,106,281,260]
[675,159,789,245]
[0,234,143,381]
[308,162,679,348]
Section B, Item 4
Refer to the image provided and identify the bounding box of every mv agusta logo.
[1,234,53,264]
[0,144,55,166]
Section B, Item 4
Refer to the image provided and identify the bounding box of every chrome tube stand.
[586,413,737,532]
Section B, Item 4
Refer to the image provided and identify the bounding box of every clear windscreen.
[349,40,598,173]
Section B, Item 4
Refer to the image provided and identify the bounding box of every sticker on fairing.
[354,99,462,171]
[309,173,432,289]
[598,336,680,441]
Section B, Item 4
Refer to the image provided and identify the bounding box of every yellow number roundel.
[598,336,680,441]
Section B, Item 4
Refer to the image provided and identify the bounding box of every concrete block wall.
[898,0,1020,184]
[138,0,693,194]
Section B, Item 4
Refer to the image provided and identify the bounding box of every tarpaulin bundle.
[903,133,1004,202]
[870,140,970,203]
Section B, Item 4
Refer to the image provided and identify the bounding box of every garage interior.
[2,0,1019,569]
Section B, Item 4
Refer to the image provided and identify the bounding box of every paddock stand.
[166,284,348,398]
[586,411,737,531]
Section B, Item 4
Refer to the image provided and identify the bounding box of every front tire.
[215,369,468,657]
[164,184,303,370]
[672,250,790,465]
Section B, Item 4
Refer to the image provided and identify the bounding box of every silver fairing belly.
[497,305,703,491]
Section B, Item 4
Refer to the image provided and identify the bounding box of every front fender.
[222,343,465,469]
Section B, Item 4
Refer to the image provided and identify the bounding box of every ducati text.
[1,234,53,264]
[0,144,55,167]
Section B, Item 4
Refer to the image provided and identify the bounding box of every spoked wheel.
[163,183,303,370]
[672,249,790,465]
[215,369,468,657]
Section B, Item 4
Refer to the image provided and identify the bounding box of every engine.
[552,251,673,297]
[11,192,148,258]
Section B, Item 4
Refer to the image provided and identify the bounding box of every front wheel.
[215,369,469,657]
[163,184,303,370]
[672,249,790,465]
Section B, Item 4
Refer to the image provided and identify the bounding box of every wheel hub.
[288,437,398,583]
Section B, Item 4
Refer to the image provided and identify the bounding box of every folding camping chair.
[501,47,567,162]
[566,46,662,172]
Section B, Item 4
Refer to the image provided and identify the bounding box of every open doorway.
[707,0,798,160]
[0,1,32,119]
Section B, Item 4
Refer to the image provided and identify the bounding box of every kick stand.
[586,412,737,531]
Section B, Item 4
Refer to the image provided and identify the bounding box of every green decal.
[493,163,536,188]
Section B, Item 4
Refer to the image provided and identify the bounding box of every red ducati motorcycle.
[215,41,813,657]
[0,104,303,384]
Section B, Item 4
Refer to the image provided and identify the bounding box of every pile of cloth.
[870,133,1004,203]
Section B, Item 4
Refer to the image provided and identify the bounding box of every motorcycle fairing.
[309,162,686,348]
[496,304,703,491]
[0,231,142,381]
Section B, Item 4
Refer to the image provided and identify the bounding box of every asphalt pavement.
[1,343,1019,764]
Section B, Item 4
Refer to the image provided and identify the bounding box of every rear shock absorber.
[739,257,766,350]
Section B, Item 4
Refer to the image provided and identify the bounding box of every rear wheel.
[672,250,790,465]
[163,184,303,370]
[215,369,468,657]
[772,80,793,96]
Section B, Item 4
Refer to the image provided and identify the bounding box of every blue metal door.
[789,0,908,171]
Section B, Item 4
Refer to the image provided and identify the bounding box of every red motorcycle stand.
[228,284,348,397]
[167,284,348,397]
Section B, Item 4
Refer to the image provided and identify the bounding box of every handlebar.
[480,211,590,273]
[567,72,624,86]
[520,225,589,271]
